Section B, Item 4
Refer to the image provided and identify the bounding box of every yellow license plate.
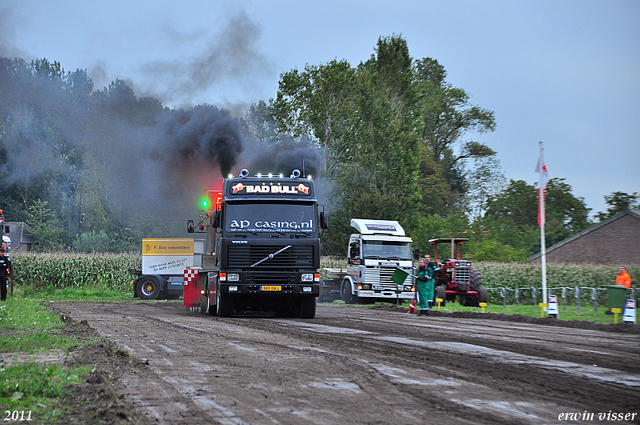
[260,286,282,291]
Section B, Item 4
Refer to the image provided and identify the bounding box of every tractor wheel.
[470,267,483,291]
[341,280,357,304]
[477,286,488,304]
[136,277,161,300]
[435,286,447,307]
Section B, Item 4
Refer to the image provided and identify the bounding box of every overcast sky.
[1,0,638,218]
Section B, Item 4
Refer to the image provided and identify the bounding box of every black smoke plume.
[148,105,244,177]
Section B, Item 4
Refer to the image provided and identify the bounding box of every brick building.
[528,209,640,265]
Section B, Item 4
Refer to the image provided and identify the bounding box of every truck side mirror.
[187,220,195,233]
[320,211,328,229]
[414,248,420,260]
[212,210,221,228]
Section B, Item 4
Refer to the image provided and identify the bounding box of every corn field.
[10,253,141,291]
[9,254,640,305]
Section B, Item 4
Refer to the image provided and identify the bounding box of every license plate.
[260,286,281,291]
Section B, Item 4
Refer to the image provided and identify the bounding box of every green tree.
[25,199,64,251]
[594,191,639,221]
[480,178,590,256]
[415,57,496,203]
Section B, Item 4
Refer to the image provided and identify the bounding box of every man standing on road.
[415,259,435,316]
[616,266,632,289]
[0,249,11,301]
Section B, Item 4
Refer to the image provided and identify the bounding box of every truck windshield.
[225,203,316,234]
[363,240,412,260]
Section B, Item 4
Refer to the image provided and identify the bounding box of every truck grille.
[363,267,408,289]
[227,245,314,268]
[245,270,297,285]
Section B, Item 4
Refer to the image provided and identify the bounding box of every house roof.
[528,209,640,262]
[5,222,36,253]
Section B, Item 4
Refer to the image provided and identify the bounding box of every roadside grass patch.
[0,297,99,422]
[328,299,635,325]
[0,362,92,421]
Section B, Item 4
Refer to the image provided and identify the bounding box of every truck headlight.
[302,286,312,293]
[227,273,240,282]
[301,273,314,282]
[228,285,239,292]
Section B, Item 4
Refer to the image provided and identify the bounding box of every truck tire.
[216,285,233,317]
[136,277,161,300]
[470,267,483,291]
[435,285,447,307]
[300,297,317,319]
[341,280,357,304]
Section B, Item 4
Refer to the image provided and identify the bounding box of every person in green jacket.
[415,259,435,316]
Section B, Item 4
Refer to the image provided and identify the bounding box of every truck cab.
[185,169,328,318]
[341,219,415,303]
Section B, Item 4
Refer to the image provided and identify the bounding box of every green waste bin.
[605,285,628,312]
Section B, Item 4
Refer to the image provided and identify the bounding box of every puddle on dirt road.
[284,321,640,389]
[283,321,375,335]
[379,336,640,388]
[306,378,363,394]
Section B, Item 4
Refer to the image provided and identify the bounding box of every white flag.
[535,150,549,189]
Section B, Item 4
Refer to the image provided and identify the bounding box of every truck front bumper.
[356,290,415,300]
[219,283,320,297]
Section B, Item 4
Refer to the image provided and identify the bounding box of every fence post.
[575,286,581,312]
[591,288,599,313]
[531,287,538,306]
[499,287,507,308]
[561,287,568,311]
[514,288,520,308]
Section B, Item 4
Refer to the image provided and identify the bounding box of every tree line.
[1,36,637,260]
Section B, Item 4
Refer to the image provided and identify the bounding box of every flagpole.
[539,141,547,310]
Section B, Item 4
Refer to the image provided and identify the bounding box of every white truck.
[130,238,204,300]
[320,219,415,303]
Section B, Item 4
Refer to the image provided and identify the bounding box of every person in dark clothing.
[0,249,10,301]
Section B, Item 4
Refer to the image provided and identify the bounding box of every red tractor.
[430,238,487,307]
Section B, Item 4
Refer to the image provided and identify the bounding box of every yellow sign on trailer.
[142,238,194,274]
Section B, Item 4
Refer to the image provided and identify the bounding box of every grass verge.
[326,298,637,325]
[0,296,98,423]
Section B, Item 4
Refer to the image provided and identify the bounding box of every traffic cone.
[623,299,637,324]
[407,297,416,314]
[547,295,559,318]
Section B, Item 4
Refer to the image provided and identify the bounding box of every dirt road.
[52,301,640,425]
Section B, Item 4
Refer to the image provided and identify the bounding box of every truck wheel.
[470,267,483,291]
[200,295,208,315]
[216,285,233,317]
[435,286,447,307]
[341,281,356,304]
[137,277,161,300]
[301,297,317,319]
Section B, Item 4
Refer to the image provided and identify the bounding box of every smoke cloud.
[148,105,243,177]
[139,11,273,107]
